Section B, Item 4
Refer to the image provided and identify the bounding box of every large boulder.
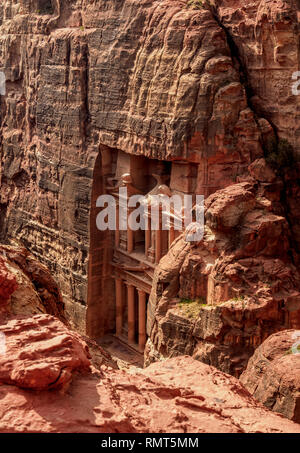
[240,330,300,423]
[0,314,91,390]
[0,245,65,320]
[0,256,18,313]
[146,179,300,376]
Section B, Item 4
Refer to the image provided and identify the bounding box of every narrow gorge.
[0,0,299,434]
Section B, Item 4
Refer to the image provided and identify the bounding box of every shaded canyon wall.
[0,0,299,341]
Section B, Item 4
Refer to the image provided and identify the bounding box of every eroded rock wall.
[0,0,273,333]
[215,0,300,155]
[146,172,300,376]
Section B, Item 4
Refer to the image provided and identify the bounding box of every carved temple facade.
[87,145,217,352]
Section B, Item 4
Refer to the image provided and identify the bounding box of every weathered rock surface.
[240,329,300,423]
[215,0,300,254]
[0,1,299,394]
[146,172,300,376]
[215,0,300,156]
[0,314,91,390]
[0,321,299,433]
[0,244,65,320]
[0,244,65,319]
[0,0,271,331]
[0,254,18,313]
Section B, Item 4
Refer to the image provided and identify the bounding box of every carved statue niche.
[143,173,173,263]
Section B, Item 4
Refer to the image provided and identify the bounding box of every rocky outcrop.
[215,0,300,155]
[240,329,300,423]
[214,0,300,254]
[0,254,18,312]
[0,1,299,384]
[0,314,91,390]
[0,255,116,373]
[0,244,65,318]
[0,313,299,432]
[146,168,300,376]
[0,244,65,320]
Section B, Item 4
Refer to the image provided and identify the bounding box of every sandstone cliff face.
[0,313,91,390]
[215,0,300,254]
[215,0,300,155]
[146,169,300,376]
[0,0,272,332]
[0,312,300,432]
[0,1,299,379]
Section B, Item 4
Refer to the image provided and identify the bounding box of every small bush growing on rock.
[179,297,206,319]
[186,0,207,9]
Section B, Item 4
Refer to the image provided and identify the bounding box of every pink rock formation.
[0,244,65,320]
[0,314,91,390]
[0,245,65,320]
[215,0,300,155]
[0,0,270,331]
[0,2,299,417]
[0,255,18,313]
[0,316,299,432]
[146,167,300,376]
[215,0,300,254]
[240,329,300,423]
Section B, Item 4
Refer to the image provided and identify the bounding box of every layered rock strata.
[0,313,299,432]
[0,0,274,333]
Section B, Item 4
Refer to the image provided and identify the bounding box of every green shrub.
[179,297,206,319]
[187,0,206,9]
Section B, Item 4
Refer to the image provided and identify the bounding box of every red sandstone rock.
[248,158,277,183]
[0,1,299,410]
[0,314,91,390]
[0,245,66,321]
[0,0,268,331]
[214,0,300,255]
[240,330,300,423]
[0,344,299,433]
[215,0,300,155]
[0,256,18,313]
[146,179,300,376]
[205,182,257,231]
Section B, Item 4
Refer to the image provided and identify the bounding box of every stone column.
[145,228,151,258]
[127,284,135,344]
[115,278,123,336]
[138,290,147,352]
